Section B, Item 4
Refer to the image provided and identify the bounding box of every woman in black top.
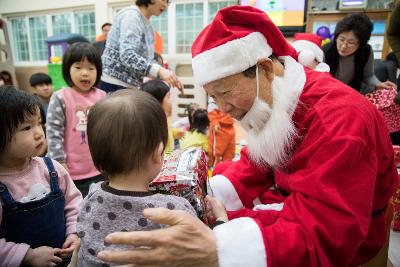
[323,13,396,94]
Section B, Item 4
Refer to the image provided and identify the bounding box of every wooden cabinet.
[306,9,392,59]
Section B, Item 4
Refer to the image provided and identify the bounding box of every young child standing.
[180,108,210,153]
[46,42,106,197]
[0,86,82,266]
[76,90,196,266]
[29,72,53,125]
[141,80,183,152]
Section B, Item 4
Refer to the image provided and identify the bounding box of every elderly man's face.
[203,58,281,120]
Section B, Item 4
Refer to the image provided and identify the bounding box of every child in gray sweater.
[75,89,196,266]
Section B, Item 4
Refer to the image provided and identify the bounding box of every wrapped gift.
[149,148,208,224]
[392,146,400,231]
[365,87,400,133]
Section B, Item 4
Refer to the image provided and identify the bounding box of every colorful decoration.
[50,56,62,64]
[321,38,331,46]
[316,26,331,40]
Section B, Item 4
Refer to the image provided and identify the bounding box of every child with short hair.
[76,89,196,266]
[46,42,106,197]
[141,80,183,152]
[0,85,82,267]
[29,73,53,114]
[180,108,210,153]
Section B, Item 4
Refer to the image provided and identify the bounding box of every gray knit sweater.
[77,182,197,266]
[101,5,160,87]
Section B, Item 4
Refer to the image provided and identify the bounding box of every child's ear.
[152,142,165,165]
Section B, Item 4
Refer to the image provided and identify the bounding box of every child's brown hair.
[87,89,168,177]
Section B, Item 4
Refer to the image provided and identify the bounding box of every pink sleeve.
[0,237,30,266]
[209,147,273,210]
[54,160,83,236]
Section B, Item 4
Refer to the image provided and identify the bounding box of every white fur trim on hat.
[214,217,267,267]
[291,40,323,63]
[297,49,316,69]
[315,62,330,72]
[192,32,273,86]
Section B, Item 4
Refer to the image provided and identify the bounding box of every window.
[151,10,168,54]
[9,11,95,63]
[10,18,29,62]
[52,14,72,35]
[74,11,96,42]
[176,3,204,54]
[208,0,237,22]
[29,16,48,61]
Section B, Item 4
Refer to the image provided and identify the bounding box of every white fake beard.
[241,75,299,168]
[240,97,272,133]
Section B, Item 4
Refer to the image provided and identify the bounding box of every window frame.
[7,8,95,66]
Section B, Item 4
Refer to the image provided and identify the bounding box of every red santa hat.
[291,33,330,72]
[191,5,298,86]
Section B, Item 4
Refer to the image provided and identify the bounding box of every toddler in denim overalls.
[0,86,83,267]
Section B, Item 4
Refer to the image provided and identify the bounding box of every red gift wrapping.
[149,148,208,224]
[365,87,400,133]
[392,146,400,231]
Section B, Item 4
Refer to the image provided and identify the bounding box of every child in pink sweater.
[0,86,83,266]
[46,42,106,197]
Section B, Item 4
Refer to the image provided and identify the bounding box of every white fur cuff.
[214,217,267,267]
[208,175,244,211]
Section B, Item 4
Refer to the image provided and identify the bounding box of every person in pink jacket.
[0,86,82,267]
[46,42,106,197]
[97,6,397,267]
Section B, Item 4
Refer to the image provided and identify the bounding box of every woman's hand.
[158,67,184,93]
[375,80,397,90]
[97,208,218,267]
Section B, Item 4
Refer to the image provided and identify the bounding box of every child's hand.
[68,237,81,267]
[60,233,79,257]
[22,246,62,267]
[205,195,228,223]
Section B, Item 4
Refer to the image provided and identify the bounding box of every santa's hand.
[97,208,218,267]
[60,233,79,257]
[206,195,228,223]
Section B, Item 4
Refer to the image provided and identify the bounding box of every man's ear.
[257,58,275,82]
[152,142,165,165]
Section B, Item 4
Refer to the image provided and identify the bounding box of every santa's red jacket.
[210,69,398,267]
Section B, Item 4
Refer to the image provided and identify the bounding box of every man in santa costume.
[97,6,397,267]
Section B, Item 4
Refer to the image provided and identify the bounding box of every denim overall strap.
[0,158,66,249]
[43,157,61,193]
[0,182,17,210]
